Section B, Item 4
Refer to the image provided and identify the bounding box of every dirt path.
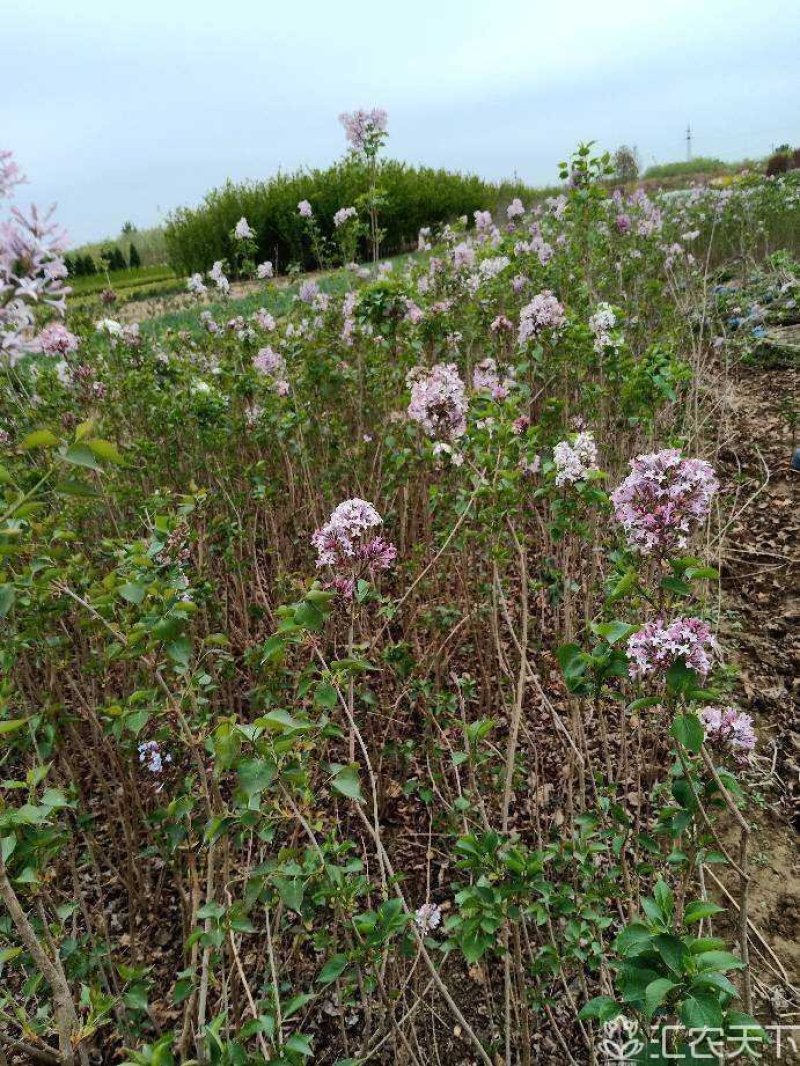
[717,359,800,1008]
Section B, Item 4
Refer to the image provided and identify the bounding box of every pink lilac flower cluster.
[252,308,276,331]
[699,706,756,758]
[518,291,566,345]
[452,242,475,270]
[253,346,289,395]
[333,206,358,228]
[472,357,512,401]
[311,498,396,597]
[38,322,79,357]
[402,298,424,324]
[0,150,24,198]
[626,616,715,681]
[298,279,319,304]
[1,152,71,362]
[406,363,468,441]
[474,210,493,233]
[200,310,219,334]
[507,198,525,220]
[339,108,388,153]
[234,217,254,240]
[297,200,313,218]
[611,449,719,556]
[341,291,357,345]
[187,272,206,295]
[553,431,598,486]
[491,315,514,333]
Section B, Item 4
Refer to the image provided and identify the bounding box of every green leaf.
[683,901,724,925]
[330,765,363,803]
[578,995,618,1021]
[693,950,744,972]
[63,443,101,470]
[645,978,677,1017]
[119,581,147,605]
[653,934,689,975]
[22,429,59,449]
[285,1033,313,1057]
[283,993,315,1019]
[0,584,15,618]
[591,620,637,645]
[679,989,723,1030]
[166,636,192,667]
[317,954,348,985]
[87,438,124,464]
[237,758,276,799]
[255,708,313,733]
[0,718,27,736]
[665,660,698,697]
[691,972,738,998]
[671,712,704,754]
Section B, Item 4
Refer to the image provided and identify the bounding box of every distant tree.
[81,254,97,276]
[613,144,640,185]
[111,246,127,271]
[121,221,137,235]
[766,150,791,177]
[128,243,142,269]
[63,254,76,276]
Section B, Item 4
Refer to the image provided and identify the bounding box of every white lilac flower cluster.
[138,740,171,774]
[414,903,442,935]
[588,302,621,353]
[333,206,358,228]
[234,216,254,240]
[553,431,599,486]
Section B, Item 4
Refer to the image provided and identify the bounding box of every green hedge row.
[164,159,545,275]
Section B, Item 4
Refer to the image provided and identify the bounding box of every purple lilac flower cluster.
[38,322,79,357]
[627,616,715,681]
[611,449,719,555]
[311,498,396,597]
[252,346,289,395]
[472,357,511,401]
[1,151,71,362]
[406,364,468,441]
[699,705,756,758]
[518,291,565,345]
[339,109,388,153]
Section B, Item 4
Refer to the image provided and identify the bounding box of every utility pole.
[685,123,693,161]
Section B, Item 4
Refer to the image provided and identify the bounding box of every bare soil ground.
[717,359,800,1025]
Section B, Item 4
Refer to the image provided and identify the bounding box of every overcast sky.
[3,0,798,245]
